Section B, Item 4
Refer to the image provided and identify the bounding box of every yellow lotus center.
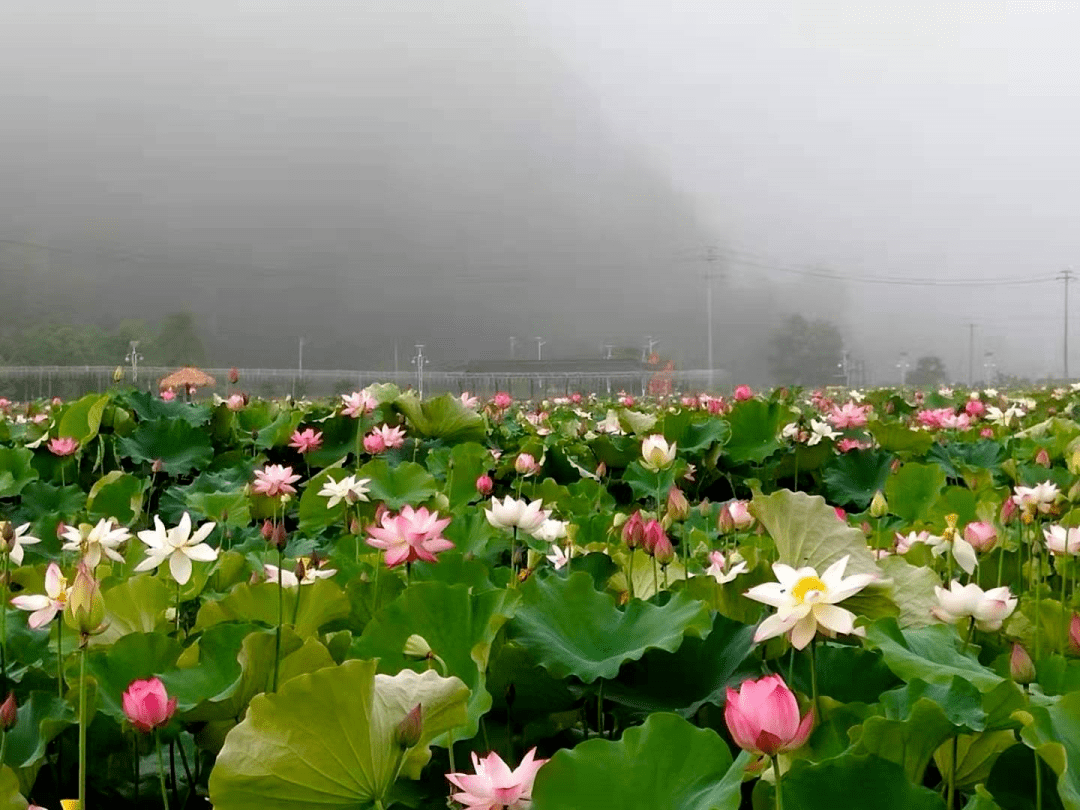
[790,575,828,603]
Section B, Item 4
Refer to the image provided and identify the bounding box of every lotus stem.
[134,733,140,808]
[1061,555,1070,654]
[772,755,784,810]
[1036,743,1043,810]
[946,734,957,809]
[273,546,283,693]
[996,544,1005,589]
[596,679,604,737]
[78,646,87,810]
[155,729,170,810]
[56,619,64,698]
[627,549,635,600]
[174,580,181,635]
[809,638,819,718]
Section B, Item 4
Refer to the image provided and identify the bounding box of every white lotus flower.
[484,496,549,534]
[744,555,877,649]
[1,521,40,566]
[134,512,218,585]
[1012,482,1059,516]
[806,419,840,446]
[705,551,748,584]
[641,435,677,471]
[318,475,371,508]
[933,581,1016,631]
[546,544,570,570]
[531,519,568,543]
[10,562,69,629]
[264,557,337,588]
[61,518,130,569]
[1044,525,1080,556]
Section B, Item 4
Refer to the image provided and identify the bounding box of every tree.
[767,315,845,386]
[907,355,948,388]
[147,312,207,367]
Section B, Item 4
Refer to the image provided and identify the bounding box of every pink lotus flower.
[827,402,869,429]
[363,433,387,454]
[733,384,754,401]
[47,437,79,457]
[160,389,176,402]
[570,392,582,404]
[1044,525,1080,556]
[514,453,541,476]
[492,392,513,410]
[122,677,177,734]
[642,519,666,556]
[719,500,754,533]
[446,747,548,810]
[225,393,246,411]
[288,428,323,454]
[980,427,995,439]
[965,399,986,418]
[228,367,240,384]
[252,464,301,499]
[11,563,69,629]
[366,505,454,567]
[724,674,813,757]
[341,390,377,418]
[372,424,406,450]
[834,507,847,521]
[836,438,871,453]
[460,392,480,409]
[964,522,998,553]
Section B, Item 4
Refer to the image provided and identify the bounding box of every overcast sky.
[3,1,1078,382]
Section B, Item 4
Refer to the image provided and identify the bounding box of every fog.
[3,1,1079,386]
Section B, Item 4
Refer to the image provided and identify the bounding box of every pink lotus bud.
[349,517,361,535]
[980,428,994,439]
[1001,497,1018,525]
[363,433,387,454]
[834,507,847,521]
[653,532,675,566]
[475,474,494,496]
[595,462,607,478]
[1070,614,1080,655]
[724,674,813,757]
[492,392,512,410]
[396,703,423,749]
[226,393,245,411]
[374,504,389,526]
[1036,448,1051,468]
[733,384,754,401]
[622,511,645,550]
[160,389,176,402]
[890,458,902,474]
[122,677,178,734]
[270,524,287,550]
[619,395,636,407]
[726,500,755,531]
[667,486,690,522]
[151,458,164,474]
[964,522,998,553]
[1010,643,1036,684]
[642,519,665,556]
[228,367,240,384]
[965,399,986,417]
[64,563,104,636]
[570,392,582,404]
[55,521,68,541]
[717,506,734,534]
[260,519,275,540]
[514,453,541,476]
[0,692,16,731]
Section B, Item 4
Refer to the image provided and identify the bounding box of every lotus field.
[2,382,1080,809]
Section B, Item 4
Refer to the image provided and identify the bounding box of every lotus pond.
[0,383,1077,810]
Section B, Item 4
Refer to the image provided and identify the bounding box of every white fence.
[0,366,731,401]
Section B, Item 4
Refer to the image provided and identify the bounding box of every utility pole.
[967,323,976,387]
[1061,268,1073,380]
[535,337,545,361]
[703,245,719,391]
[897,352,910,387]
[509,336,518,360]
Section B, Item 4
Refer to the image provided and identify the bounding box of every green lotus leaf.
[864,618,1003,692]
[987,744,1064,810]
[751,488,880,577]
[194,579,350,637]
[877,555,940,629]
[15,482,84,553]
[393,392,487,443]
[933,731,1016,792]
[617,408,658,436]
[869,421,936,456]
[1019,690,1080,810]
[91,574,172,647]
[423,442,494,509]
[621,460,676,503]
[822,448,894,510]
[357,459,437,510]
[509,571,712,684]
[165,622,259,711]
[2,691,75,796]
[124,390,211,427]
[0,448,38,500]
[589,433,640,469]
[531,712,748,810]
[208,659,469,809]
[855,677,986,782]
[672,416,731,454]
[296,468,348,534]
[86,471,144,525]
[885,462,947,524]
[786,643,900,705]
[351,580,518,741]
[81,632,183,722]
[184,488,251,528]
[602,612,757,716]
[303,414,360,467]
[343,568,407,635]
[776,753,946,810]
[117,418,214,475]
[56,393,109,445]
[722,398,791,464]
[0,766,26,810]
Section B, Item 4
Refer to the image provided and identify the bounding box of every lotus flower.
[317,475,371,508]
[372,424,406,450]
[827,402,870,429]
[446,747,548,810]
[1012,481,1059,518]
[745,556,876,649]
[724,674,813,757]
[47,437,79,457]
[0,521,40,565]
[1044,525,1080,556]
[60,519,130,570]
[485,496,548,535]
[341,390,377,417]
[640,434,676,471]
[366,505,454,567]
[288,428,323,454]
[134,512,218,585]
[933,581,1017,631]
[264,556,338,588]
[705,551,748,584]
[123,677,177,734]
[11,562,69,628]
[252,464,301,499]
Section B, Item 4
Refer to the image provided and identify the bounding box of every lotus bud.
[113,366,125,383]
[622,511,645,550]
[595,462,607,478]
[727,501,755,531]
[0,692,16,731]
[271,524,288,550]
[964,522,998,553]
[475,474,494,497]
[403,634,434,660]
[349,517,361,535]
[395,704,423,749]
[890,458,902,474]
[260,519,275,540]
[228,367,240,384]
[1036,448,1051,468]
[869,490,889,518]
[64,563,105,638]
[653,532,675,566]
[1071,614,1080,655]
[698,499,711,518]
[667,486,690,522]
[374,504,389,525]
[1010,643,1036,685]
[834,507,847,521]
[151,458,164,474]
[642,519,665,557]
[1001,497,1018,525]
[514,453,540,476]
[294,558,307,582]
[0,522,13,554]
[717,506,735,534]
[432,492,450,512]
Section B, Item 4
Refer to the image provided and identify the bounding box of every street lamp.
[124,341,144,383]
[896,352,911,387]
[411,344,427,399]
[535,337,546,361]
